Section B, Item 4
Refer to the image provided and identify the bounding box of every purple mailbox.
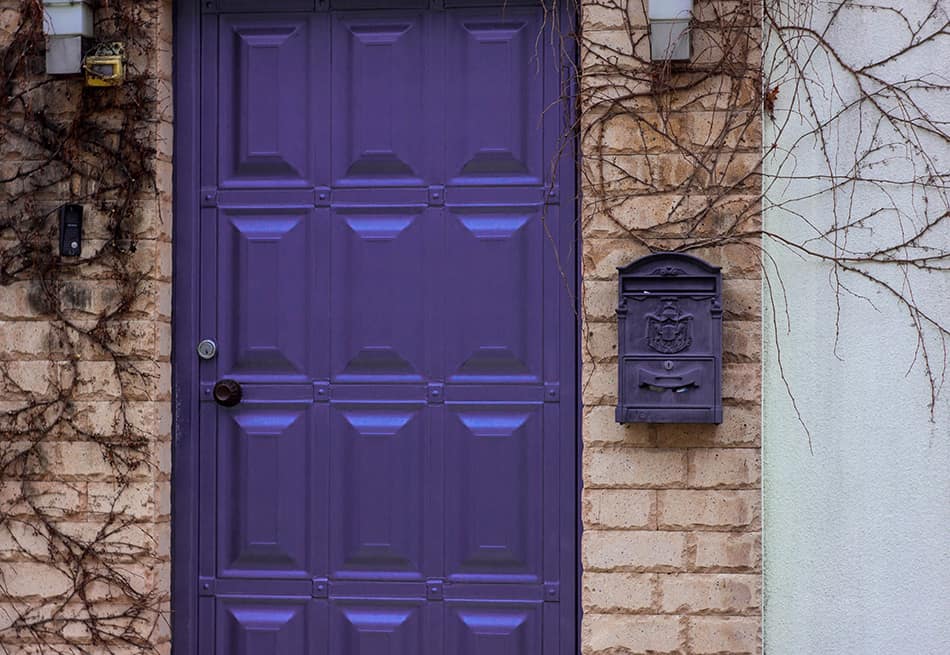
[616,252,723,424]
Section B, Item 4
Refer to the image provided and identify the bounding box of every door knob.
[213,379,242,407]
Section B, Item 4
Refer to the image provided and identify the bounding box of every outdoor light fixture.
[42,0,94,75]
[648,0,692,62]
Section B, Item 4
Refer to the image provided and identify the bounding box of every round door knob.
[213,379,242,407]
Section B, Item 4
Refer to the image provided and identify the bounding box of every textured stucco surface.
[762,1,950,652]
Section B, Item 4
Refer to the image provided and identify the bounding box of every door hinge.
[544,582,559,602]
[544,382,560,402]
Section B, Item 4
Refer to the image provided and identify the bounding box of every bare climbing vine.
[564,0,949,434]
[0,0,946,651]
[0,0,166,652]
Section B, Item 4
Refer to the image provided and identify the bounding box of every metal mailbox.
[616,252,722,424]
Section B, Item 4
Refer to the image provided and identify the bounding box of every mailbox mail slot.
[616,253,722,424]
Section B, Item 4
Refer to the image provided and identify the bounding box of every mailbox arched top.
[617,252,721,277]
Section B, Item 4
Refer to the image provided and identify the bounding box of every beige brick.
[583,530,687,571]
[73,361,123,400]
[583,194,698,236]
[693,532,761,572]
[581,362,618,406]
[581,3,648,31]
[688,616,760,654]
[1,360,56,397]
[583,320,618,362]
[583,405,654,446]
[583,572,655,613]
[585,448,687,488]
[0,521,50,557]
[582,613,683,654]
[0,562,72,597]
[722,363,761,404]
[687,242,762,279]
[723,278,761,320]
[0,321,54,360]
[46,442,115,477]
[0,281,39,318]
[688,449,761,488]
[0,481,83,516]
[651,153,707,190]
[654,406,760,448]
[583,280,618,322]
[88,482,154,518]
[723,320,762,363]
[659,573,760,614]
[583,489,655,529]
[658,490,760,530]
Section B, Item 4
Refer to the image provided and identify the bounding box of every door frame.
[170,2,580,653]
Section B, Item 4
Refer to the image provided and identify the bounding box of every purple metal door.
[187,1,576,653]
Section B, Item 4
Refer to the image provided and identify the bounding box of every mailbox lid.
[618,252,721,297]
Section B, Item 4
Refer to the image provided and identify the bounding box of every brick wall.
[0,1,173,651]
[579,2,763,653]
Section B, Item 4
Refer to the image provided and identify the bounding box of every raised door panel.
[219,16,316,188]
[330,404,427,579]
[446,603,543,655]
[444,405,543,583]
[217,597,312,655]
[331,600,426,655]
[217,404,313,578]
[331,13,431,186]
[444,204,543,383]
[330,206,432,383]
[217,208,311,381]
[445,9,544,185]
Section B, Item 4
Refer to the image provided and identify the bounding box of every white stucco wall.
[762,1,950,653]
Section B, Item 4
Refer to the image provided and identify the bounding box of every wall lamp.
[42,0,94,75]
[648,0,692,62]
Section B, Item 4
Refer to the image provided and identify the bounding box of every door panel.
[217,402,313,578]
[332,13,430,187]
[219,16,316,188]
[192,2,575,653]
[332,600,427,655]
[444,404,543,583]
[447,603,543,655]
[445,10,544,185]
[216,597,313,655]
[444,204,544,383]
[330,404,428,579]
[217,207,312,380]
[330,205,433,383]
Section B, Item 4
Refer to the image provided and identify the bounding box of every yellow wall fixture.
[84,42,126,87]
[648,0,692,61]
[42,0,94,74]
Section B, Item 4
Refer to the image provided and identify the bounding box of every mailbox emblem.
[616,252,723,424]
[646,300,693,354]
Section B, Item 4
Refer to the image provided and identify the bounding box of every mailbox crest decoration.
[616,253,722,424]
